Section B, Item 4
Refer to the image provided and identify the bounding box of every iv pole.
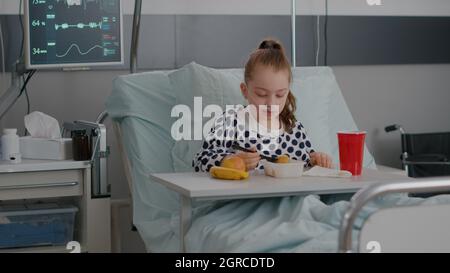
[291,0,296,68]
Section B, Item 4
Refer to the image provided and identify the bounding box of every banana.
[210,166,249,180]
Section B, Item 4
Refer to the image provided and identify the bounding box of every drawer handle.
[0,181,79,190]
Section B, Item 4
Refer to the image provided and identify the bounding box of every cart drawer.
[0,170,83,200]
[0,204,78,249]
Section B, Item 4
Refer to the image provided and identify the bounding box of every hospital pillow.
[107,71,176,134]
[169,62,375,171]
[292,67,333,160]
[292,67,376,169]
[106,71,180,210]
[169,62,247,171]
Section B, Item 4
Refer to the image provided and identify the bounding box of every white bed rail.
[338,177,450,253]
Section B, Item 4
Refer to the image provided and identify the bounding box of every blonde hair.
[244,39,297,133]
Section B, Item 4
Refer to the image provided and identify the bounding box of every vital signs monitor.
[24,0,123,69]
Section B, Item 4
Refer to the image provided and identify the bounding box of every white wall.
[333,64,450,167]
[1,0,450,16]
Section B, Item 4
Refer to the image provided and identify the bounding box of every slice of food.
[275,155,290,164]
[210,166,249,180]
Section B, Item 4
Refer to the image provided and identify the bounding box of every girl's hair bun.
[258,39,282,51]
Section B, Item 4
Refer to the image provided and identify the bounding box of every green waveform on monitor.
[56,43,103,58]
[55,21,102,30]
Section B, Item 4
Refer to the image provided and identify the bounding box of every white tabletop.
[149,168,414,201]
[0,159,91,173]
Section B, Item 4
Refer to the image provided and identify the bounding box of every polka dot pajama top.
[193,106,316,172]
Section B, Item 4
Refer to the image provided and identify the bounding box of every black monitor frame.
[24,0,124,69]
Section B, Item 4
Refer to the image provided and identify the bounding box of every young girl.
[193,39,332,172]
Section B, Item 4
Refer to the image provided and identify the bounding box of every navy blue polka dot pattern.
[193,109,315,172]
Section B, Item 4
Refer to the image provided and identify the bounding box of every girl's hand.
[310,152,333,168]
[234,148,261,170]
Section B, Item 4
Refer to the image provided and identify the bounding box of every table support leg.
[180,195,192,252]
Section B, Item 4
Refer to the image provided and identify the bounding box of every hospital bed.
[106,63,450,252]
[104,1,450,252]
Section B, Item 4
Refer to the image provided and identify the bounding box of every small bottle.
[1,128,21,163]
[72,130,90,161]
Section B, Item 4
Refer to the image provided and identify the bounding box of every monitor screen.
[25,0,123,69]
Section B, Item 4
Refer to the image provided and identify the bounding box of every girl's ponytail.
[279,92,296,133]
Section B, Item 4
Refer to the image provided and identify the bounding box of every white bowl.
[261,159,304,178]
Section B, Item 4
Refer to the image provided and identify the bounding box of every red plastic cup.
[337,131,366,176]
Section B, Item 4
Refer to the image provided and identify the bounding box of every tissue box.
[20,137,73,160]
